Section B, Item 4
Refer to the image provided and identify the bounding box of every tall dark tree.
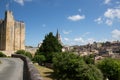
[36,32,62,63]
[39,32,62,53]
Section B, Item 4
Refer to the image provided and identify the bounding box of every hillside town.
[63,41,120,60]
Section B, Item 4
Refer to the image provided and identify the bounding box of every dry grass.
[34,63,54,80]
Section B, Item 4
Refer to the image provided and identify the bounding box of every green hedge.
[15,50,32,59]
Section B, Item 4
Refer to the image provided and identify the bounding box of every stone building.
[0,10,25,51]
[56,29,62,45]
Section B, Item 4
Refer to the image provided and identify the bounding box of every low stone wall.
[11,54,42,80]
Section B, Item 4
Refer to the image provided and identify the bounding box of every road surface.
[0,58,23,80]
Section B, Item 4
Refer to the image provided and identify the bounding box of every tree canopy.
[97,58,120,80]
[38,32,62,53]
[53,52,103,80]
[35,32,62,63]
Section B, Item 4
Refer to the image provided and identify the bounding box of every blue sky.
[0,0,120,47]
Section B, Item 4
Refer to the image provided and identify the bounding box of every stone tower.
[56,30,62,45]
[0,11,25,51]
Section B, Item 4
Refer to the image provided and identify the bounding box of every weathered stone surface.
[12,54,43,80]
[0,10,25,54]
[0,58,23,80]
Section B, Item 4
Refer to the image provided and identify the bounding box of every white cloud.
[13,0,32,6]
[63,30,72,34]
[74,37,95,45]
[112,29,120,39]
[82,32,90,37]
[104,8,120,26]
[68,14,85,21]
[94,17,103,24]
[104,8,120,19]
[86,38,95,44]
[104,0,111,4]
[14,0,24,5]
[74,37,84,43]
[105,19,113,26]
[95,7,120,26]
[98,38,108,42]
[116,1,120,4]
[64,38,69,41]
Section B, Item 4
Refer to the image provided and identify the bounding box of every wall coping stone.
[12,54,43,80]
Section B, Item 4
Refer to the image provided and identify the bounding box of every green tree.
[33,55,46,65]
[39,32,62,53]
[36,32,62,63]
[97,58,120,80]
[80,64,103,80]
[53,52,103,80]
[83,54,95,64]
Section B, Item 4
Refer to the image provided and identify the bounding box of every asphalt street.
[0,58,23,80]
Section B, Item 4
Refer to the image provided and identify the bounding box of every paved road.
[0,58,23,80]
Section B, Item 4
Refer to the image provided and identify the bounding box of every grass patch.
[34,63,54,80]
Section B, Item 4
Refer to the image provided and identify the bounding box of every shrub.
[33,55,46,65]
[0,52,6,57]
[15,50,32,59]
[25,51,33,59]
[16,50,25,55]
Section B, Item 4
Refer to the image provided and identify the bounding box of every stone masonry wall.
[20,22,25,50]
[0,10,25,52]
[5,11,15,50]
[12,54,42,80]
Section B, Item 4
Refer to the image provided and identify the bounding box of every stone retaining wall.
[11,54,42,80]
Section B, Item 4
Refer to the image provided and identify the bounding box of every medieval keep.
[0,11,25,51]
